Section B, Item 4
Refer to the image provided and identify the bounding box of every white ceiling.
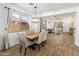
[10,3,79,16]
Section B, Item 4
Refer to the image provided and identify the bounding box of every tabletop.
[26,32,40,41]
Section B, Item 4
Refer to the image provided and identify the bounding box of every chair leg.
[41,42,44,47]
[45,40,47,44]
[42,40,47,47]
[37,44,40,50]
[24,48,27,56]
[20,46,22,53]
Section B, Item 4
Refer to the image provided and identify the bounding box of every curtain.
[0,6,11,50]
[4,7,12,50]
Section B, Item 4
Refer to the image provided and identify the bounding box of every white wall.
[74,11,79,46]
[61,14,75,32]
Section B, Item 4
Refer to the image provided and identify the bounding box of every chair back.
[37,32,45,44]
[18,33,27,47]
[43,31,48,41]
[18,32,34,48]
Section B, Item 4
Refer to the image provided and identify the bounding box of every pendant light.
[34,6,37,17]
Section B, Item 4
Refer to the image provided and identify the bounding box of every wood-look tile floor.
[0,32,79,56]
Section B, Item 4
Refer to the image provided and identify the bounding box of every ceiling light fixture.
[29,3,34,6]
[29,3,37,17]
[34,6,37,17]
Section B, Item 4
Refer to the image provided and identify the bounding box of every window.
[11,12,20,21]
[20,15,28,22]
[10,10,28,22]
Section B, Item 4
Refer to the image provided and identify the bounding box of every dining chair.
[34,32,45,50]
[43,31,48,42]
[18,32,34,56]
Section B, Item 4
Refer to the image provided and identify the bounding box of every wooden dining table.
[26,32,40,41]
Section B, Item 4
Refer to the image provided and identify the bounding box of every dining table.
[25,31,40,50]
[26,32,40,41]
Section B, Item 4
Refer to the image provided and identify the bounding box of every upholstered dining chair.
[34,32,45,50]
[18,32,34,56]
[43,31,48,42]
